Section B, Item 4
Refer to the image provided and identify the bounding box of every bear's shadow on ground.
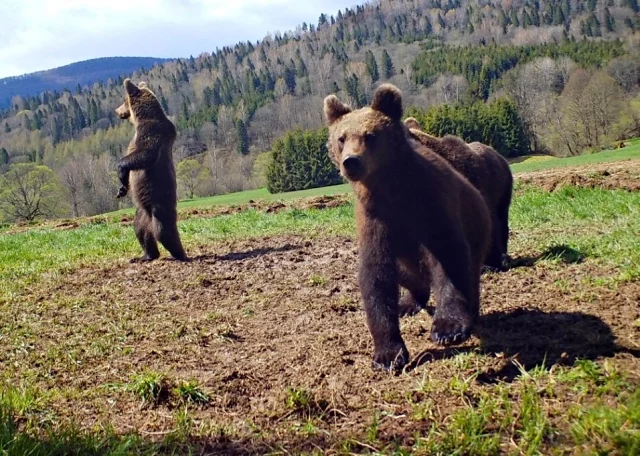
[190,243,302,262]
[508,243,586,269]
[409,244,637,381]
[410,309,639,382]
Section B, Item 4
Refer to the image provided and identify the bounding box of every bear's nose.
[342,155,363,179]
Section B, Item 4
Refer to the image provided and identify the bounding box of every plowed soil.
[9,235,639,454]
[516,159,640,192]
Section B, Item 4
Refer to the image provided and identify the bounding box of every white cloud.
[0,0,354,78]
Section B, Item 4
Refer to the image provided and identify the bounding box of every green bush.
[266,127,342,193]
[406,98,531,158]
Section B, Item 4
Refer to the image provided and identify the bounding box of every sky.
[0,0,355,78]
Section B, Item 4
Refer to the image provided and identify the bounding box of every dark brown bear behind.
[404,119,513,270]
[115,79,187,262]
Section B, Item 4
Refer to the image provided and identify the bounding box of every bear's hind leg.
[498,196,512,270]
[133,208,160,262]
[152,206,188,261]
[428,246,477,346]
[483,213,507,273]
[398,255,432,317]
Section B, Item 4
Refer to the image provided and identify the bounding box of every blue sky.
[0,0,355,78]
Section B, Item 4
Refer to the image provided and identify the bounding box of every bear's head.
[324,84,405,183]
[115,79,165,124]
[403,117,422,131]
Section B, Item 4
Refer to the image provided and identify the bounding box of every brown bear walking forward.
[324,85,490,371]
[404,118,513,271]
[115,79,187,262]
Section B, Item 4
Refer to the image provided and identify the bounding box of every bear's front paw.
[116,186,128,198]
[372,342,409,373]
[431,317,472,346]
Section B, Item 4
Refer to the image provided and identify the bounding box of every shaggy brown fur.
[115,79,187,262]
[324,85,490,372]
[403,117,513,271]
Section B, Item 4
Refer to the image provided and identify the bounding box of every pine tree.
[160,95,169,113]
[552,5,565,26]
[604,8,616,32]
[283,66,297,94]
[51,116,62,144]
[624,0,639,12]
[364,50,380,83]
[381,49,394,79]
[236,119,249,155]
[510,9,520,27]
[0,147,9,165]
[181,100,189,120]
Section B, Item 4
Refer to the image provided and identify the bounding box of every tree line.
[2,0,640,221]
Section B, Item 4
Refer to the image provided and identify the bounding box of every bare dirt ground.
[516,159,640,192]
[10,234,639,454]
[2,158,639,453]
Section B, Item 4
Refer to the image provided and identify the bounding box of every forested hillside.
[2,0,640,221]
[0,57,172,109]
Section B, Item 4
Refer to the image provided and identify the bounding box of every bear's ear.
[124,78,140,97]
[324,95,352,125]
[137,81,148,89]
[371,84,403,121]
[404,117,422,130]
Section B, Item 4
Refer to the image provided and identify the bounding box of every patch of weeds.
[308,274,327,287]
[411,400,435,422]
[214,322,239,341]
[330,295,359,314]
[451,350,482,370]
[448,372,476,396]
[285,388,314,412]
[242,306,255,317]
[570,387,640,454]
[128,370,170,405]
[292,419,319,437]
[516,384,552,455]
[174,406,194,440]
[513,358,552,383]
[540,243,586,264]
[175,380,209,405]
[416,393,503,455]
[557,360,629,395]
[366,412,380,443]
[206,311,222,322]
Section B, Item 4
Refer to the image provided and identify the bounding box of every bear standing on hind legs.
[324,84,490,372]
[403,118,513,272]
[115,79,187,262]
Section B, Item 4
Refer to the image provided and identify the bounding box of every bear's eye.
[337,135,346,149]
[364,132,376,146]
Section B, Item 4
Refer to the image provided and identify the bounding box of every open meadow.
[0,151,639,455]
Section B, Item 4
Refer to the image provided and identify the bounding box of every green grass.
[1,180,639,453]
[0,204,354,297]
[510,142,640,173]
[3,184,638,299]
[107,183,351,216]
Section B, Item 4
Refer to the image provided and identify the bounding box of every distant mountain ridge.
[0,56,173,109]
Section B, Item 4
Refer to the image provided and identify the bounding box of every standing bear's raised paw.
[116,186,128,199]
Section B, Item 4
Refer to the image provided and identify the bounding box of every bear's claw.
[372,342,409,373]
[431,317,472,345]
